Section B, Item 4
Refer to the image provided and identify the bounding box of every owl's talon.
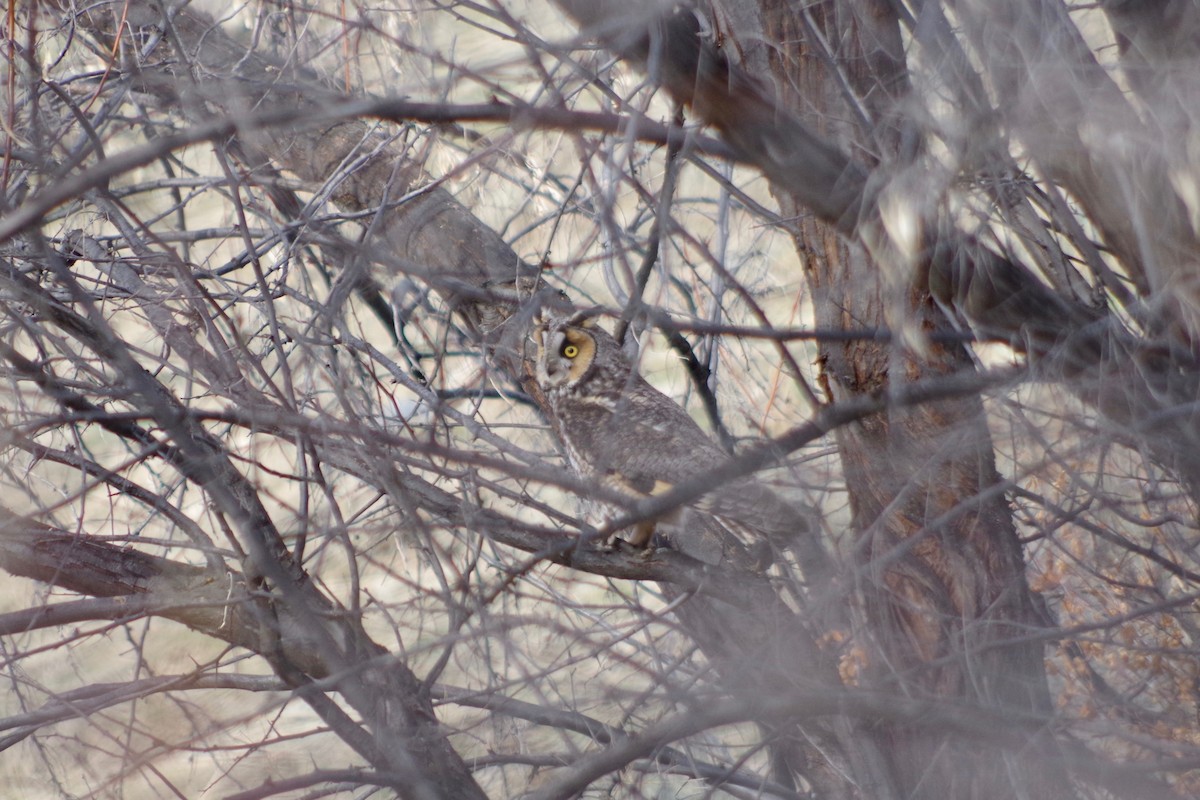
[607,535,656,558]
[749,540,775,571]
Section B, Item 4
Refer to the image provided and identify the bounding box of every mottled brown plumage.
[534,314,821,569]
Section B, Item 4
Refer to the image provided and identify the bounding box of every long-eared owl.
[533,313,823,571]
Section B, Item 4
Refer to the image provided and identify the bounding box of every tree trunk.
[756,2,1070,796]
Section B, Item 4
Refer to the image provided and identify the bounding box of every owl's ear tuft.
[565,306,604,329]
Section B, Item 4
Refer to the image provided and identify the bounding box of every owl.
[533,312,823,571]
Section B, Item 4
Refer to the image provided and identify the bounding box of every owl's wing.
[702,481,819,541]
[594,383,727,491]
[615,385,832,573]
[555,377,831,575]
[703,481,834,582]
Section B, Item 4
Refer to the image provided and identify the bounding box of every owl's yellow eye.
[561,343,580,359]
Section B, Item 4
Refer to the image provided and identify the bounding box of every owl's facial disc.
[538,326,595,387]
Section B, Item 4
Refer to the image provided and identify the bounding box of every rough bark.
[755,3,1069,797]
